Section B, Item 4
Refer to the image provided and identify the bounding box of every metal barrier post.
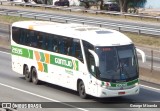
[138,30,141,35]
[8,24,10,42]
[118,27,121,31]
[151,50,153,72]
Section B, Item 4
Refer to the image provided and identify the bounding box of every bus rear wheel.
[78,81,87,99]
[31,68,40,85]
[24,65,32,82]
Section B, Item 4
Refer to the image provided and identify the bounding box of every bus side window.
[71,39,83,63]
[82,40,95,75]
[21,29,30,46]
[26,30,31,46]
[45,35,49,50]
[59,37,65,54]
[47,35,53,51]
[41,34,48,50]
[88,52,96,76]
[20,28,27,45]
[37,32,43,49]
[12,27,20,44]
[59,36,69,55]
[66,38,72,56]
[53,36,59,53]
[30,31,38,47]
[19,28,23,44]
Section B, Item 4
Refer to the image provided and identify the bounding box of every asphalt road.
[0,51,160,111]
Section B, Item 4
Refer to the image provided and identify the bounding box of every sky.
[145,0,160,8]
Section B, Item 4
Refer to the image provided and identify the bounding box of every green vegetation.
[0,15,32,24]
[113,0,147,12]
[0,15,160,48]
[124,33,160,48]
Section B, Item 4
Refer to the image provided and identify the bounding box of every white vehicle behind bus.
[11,21,146,98]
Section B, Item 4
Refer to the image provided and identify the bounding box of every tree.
[99,0,104,10]
[79,0,102,9]
[114,0,146,13]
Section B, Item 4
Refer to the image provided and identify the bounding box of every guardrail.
[0,1,160,22]
[0,8,160,36]
[0,23,160,72]
[136,46,160,72]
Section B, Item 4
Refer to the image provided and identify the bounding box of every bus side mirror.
[88,49,99,67]
[136,48,146,63]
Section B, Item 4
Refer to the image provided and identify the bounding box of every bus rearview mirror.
[88,49,99,67]
[136,48,146,63]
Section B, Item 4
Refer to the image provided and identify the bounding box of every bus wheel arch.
[24,64,32,82]
[31,67,40,85]
[77,79,88,99]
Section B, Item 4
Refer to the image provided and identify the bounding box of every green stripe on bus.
[50,55,79,71]
[127,79,138,86]
[43,63,48,73]
[11,45,79,71]
[110,79,138,87]
[75,60,79,71]
[11,46,33,59]
[29,50,33,59]
[40,52,45,62]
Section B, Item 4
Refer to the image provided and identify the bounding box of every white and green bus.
[11,21,146,98]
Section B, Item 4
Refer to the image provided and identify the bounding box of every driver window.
[83,40,96,76]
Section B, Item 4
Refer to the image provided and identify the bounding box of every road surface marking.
[141,84,160,92]
[0,50,10,55]
[0,82,89,111]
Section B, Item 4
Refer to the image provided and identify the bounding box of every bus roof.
[12,21,133,46]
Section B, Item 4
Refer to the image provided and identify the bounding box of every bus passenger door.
[87,51,98,96]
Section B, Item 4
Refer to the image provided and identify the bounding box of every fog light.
[135,83,139,86]
[102,91,107,95]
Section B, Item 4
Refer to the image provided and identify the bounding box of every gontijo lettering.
[55,58,72,67]
[116,83,127,87]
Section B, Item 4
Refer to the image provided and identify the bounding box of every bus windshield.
[95,44,138,82]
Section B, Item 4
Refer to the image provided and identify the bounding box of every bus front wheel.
[78,81,87,99]
[31,68,40,85]
[24,65,32,82]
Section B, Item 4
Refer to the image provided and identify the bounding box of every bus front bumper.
[97,85,139,98]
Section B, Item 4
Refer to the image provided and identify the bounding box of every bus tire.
[31,67,40,85]
[24,65,32,82]
[78,81,87,99]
